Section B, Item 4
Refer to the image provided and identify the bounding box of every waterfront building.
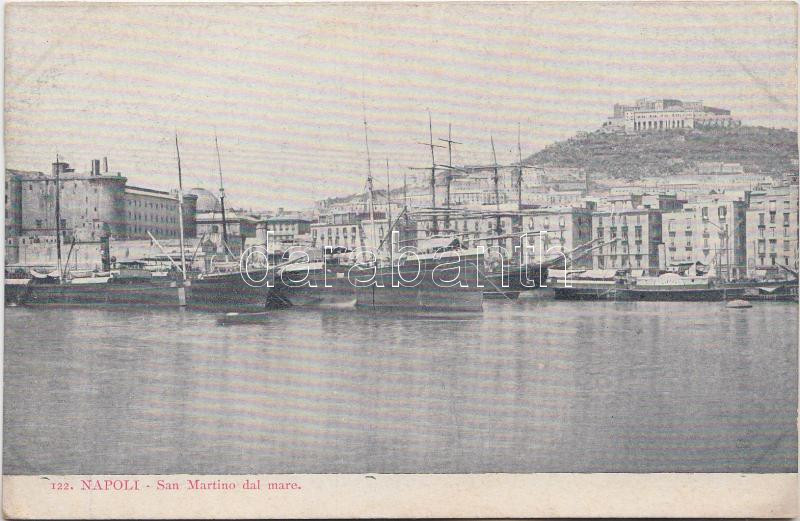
[7,160,197,240]
[519,206,593,268]
[196,209,260,254]
[5,159,198,266]
[661,193,748,279]
[438,212,519,253]
[5,170,28,264]
[745,186,799,278]
[189,186,260,255]
[124,185,197,240]
[592,207,663,272]
[260,214,312,245]
[309,211,388,252]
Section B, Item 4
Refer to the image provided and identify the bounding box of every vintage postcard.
[2,1,798,518]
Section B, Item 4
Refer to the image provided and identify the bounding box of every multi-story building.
[310,211,394,253]
[519,206,593,268]
[8,160,196,241]
[124,185,197,240]
[592,208,663,272]
[593,192,684,213]
[625,109,695,133]
[605,98,740,133]
[261,215,312,245]
[745,186,799,278]
[5,159,198,266]
[661,194,748,279]
[188,187,259,255]
[5,170,28,263]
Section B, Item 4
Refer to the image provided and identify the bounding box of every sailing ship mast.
[417,110,444,235]
[490,135,501,233]
[517,123,524,211]
[403,172,410,231]
[174,133,188,280]
[438,123,461,230]
[214,132,229,251]
[362,106,378,259]
[54,153,63,280]
[385,158,392,263]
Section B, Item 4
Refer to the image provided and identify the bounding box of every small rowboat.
[216,311,269,325]
[726,299,753,309]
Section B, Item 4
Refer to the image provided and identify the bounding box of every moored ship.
[188,267,275,312]
[622,273,744,301]
[268,248,484,312]
[6,269,188,307]
[549,269,745,302]
[352,248,484,312]
[269,261,357,308]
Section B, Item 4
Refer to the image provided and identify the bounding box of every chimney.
[92,159,101,176]
[103,157,108,173]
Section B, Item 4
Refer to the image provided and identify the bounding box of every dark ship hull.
[268,267,357,308]
[269,253,484,312]
[188,269,274,312]
[6,277,187,307]
[354,254,483,312]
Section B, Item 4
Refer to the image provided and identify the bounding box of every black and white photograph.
[2,2,798,518]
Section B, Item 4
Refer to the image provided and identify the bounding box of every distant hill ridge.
[524,126,798,179]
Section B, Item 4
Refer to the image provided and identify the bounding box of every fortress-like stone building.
[5,159,197,264]
[604,98,740,133]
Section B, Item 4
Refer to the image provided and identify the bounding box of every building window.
[701,207,708,220]
[784,213,790,226]
[759,213,765,226]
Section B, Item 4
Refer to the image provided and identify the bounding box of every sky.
[5,2,797,210]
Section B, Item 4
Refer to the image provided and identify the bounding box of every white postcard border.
[2,473,797,519]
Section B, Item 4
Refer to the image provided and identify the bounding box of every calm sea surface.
[4,299,797,474]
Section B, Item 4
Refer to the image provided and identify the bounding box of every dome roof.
[188,187,220,213]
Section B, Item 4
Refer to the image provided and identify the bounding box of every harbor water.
[4,299,797,474]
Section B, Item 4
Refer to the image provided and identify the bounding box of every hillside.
[525,126,798,179]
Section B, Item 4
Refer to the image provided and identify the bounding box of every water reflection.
[4,300,797,474]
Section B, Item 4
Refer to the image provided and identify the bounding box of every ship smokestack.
[92,159,101,176]
[103,156,108,173]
